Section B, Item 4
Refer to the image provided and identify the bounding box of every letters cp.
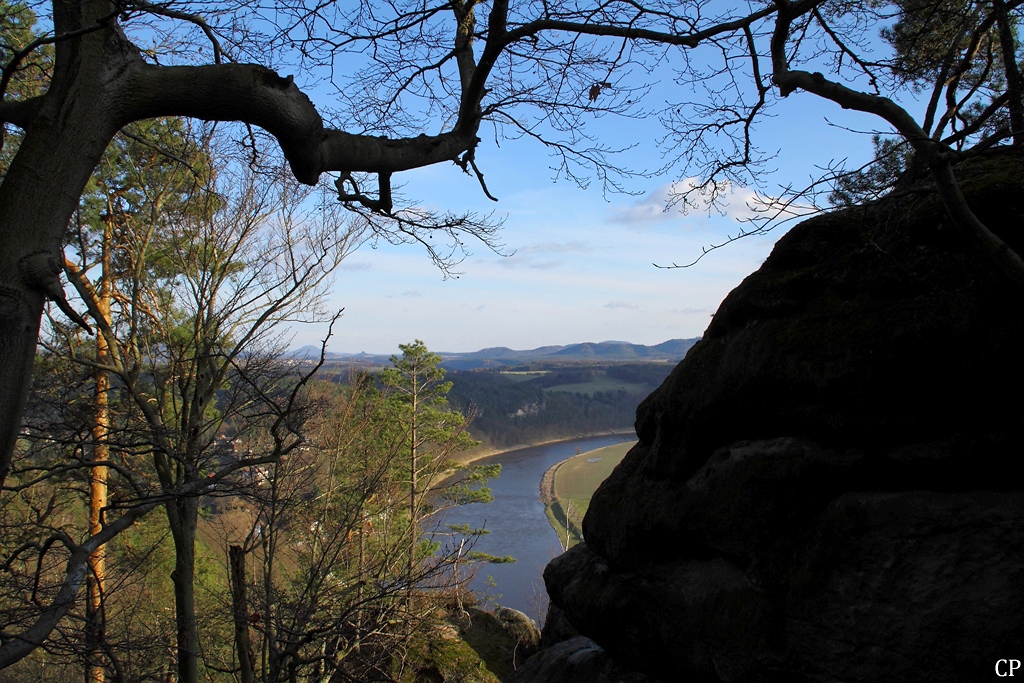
[997,660,1022,677]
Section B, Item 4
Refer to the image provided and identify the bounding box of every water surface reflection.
[434,433,634,621]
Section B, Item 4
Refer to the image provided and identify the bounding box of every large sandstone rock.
[542,149,1024,682]
[455,606,542,679]
[507,637,660,683]
[493,606,542,661]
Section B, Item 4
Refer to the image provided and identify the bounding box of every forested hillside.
[446,363,676,449]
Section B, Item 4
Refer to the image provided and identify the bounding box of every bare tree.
[2,125,364,680]
[217,371,495,683]
[640,1,1024,275]
[4,0,1023,485]
[4,0,1024,668]
[73,115,203,683]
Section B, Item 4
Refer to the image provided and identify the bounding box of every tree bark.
[993,0,1024,144]
[0,106,118,483]
[229,546,257,683]
[0,3,127,483]
[166,497,201,683]
[85,225,111,683]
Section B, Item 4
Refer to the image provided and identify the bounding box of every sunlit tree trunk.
[85,218,112,683]
[408,369,418,581]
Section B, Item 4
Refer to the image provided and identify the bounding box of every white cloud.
[340,260,373,271]
[609,184,680,224]
[402,290,423,298]
[496,254,564,270]
[490,241,592,269]
[609,179,775,225]
[604,300,641,310]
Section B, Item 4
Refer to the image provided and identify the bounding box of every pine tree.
[379,340,480,576]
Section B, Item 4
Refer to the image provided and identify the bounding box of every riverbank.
[451,429,636,467]
[539,457,572,548]
[540,440,637,546]
[436,434,638,617]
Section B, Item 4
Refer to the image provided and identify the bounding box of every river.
[432,433,635,622]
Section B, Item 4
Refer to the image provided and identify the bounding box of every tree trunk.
[167,497,201,683]
[993,0,1024,144]
[929,156,1024,288]
[0,118,117,484]
[0,4,125,485]
[229,546,257,683]
[408,382,418,582]
[84,382,109,683]
[85,216,112,683]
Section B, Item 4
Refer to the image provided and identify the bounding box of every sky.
[30,0,908,357]
[297,92,881,356]
[285,21,893,356]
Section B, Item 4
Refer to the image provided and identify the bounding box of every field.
[542,374,651,395]
[499,370,550,383]
[543,441,635,548]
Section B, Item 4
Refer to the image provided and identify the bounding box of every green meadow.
[544,441,636,547]
[541,374,651,395]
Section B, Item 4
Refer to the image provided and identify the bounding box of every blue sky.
[299,89,882,356]
[283,16,900,355]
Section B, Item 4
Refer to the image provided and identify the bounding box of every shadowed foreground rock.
[537,149,1024,682]
[507,637,659,683]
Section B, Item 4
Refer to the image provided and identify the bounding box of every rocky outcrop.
[541,149,1024,682]
[539,604,578,649]
[493,606,542,661]
[454,606,542,680]
[507,637,660,683]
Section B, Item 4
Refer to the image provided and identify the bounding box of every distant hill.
[287,339,701,450]
[290,338,700,368]
[446,362,677,450]
[552,341,676,359]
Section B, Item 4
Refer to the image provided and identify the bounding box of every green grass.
[545,500,580,548]
[543,375,650,395]
[499,371,549,382]
[546,441,635,547]
[555,442,633,499]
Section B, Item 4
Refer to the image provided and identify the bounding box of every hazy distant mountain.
[553,341,660,359]
[652,339,701,356]
[454,339,699,363]
[287,348,389,362]
[289,338,699,366]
